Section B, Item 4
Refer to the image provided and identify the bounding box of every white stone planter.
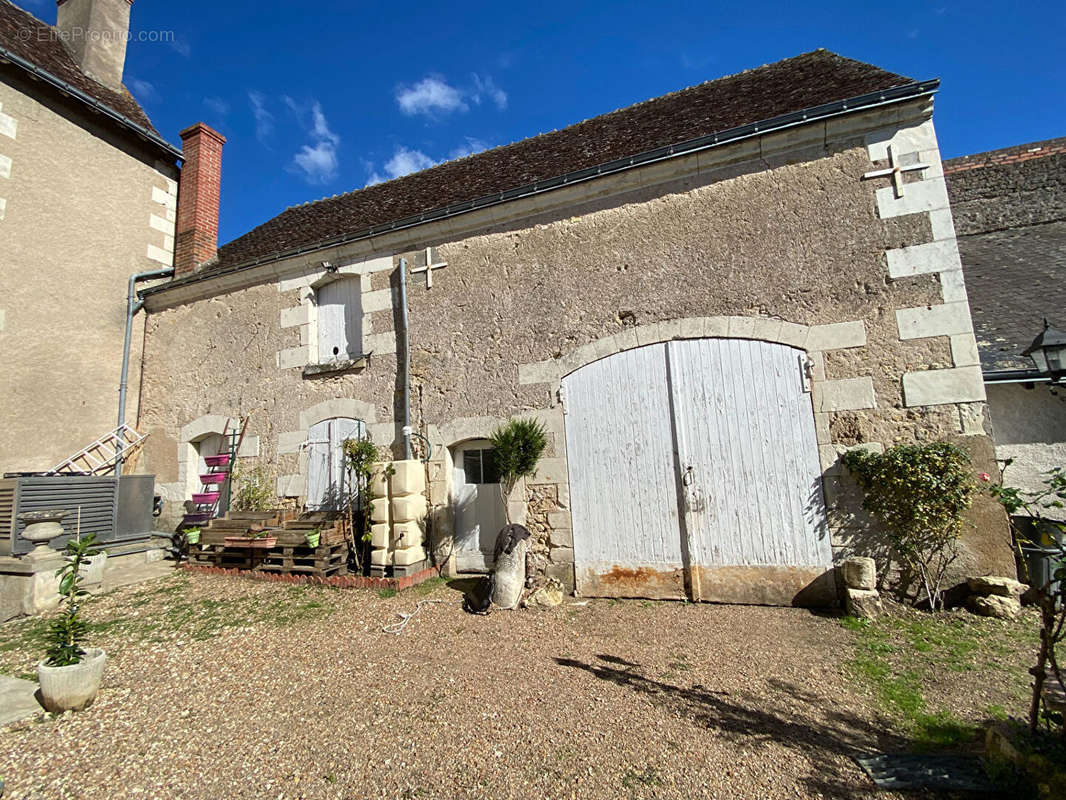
[37,648,107,712]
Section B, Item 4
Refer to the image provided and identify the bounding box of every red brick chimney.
[175,123,226,275]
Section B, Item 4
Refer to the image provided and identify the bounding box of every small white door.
[306,417,364,510]
[452,441,506,572]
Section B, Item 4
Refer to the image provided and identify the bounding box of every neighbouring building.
[136,50,1015,603]
[0,0,182,476]
[946,137,1066,518]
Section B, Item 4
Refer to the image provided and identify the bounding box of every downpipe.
[398,258,412,460]
[117,267,174,475]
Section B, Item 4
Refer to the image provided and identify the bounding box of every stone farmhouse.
[0,0,182,476]
[947,137,1066,517]
[136,49,1014,603]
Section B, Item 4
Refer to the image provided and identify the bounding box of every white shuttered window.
[317,277,362,362]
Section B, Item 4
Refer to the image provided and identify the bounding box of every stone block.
[751,317,784,344]
[902,366,985,407]
[280,304,312,328]
[845,588,883,619]
[876,176,950,219]
[776,321,809,348]
[518,359,558,386]
[727,316,756,339]
[896,302,972,340]
[885,239,962,279]
[277,431,305,455]
[549,527,573,548]
[967,575,1026,598]
[545,563,576,594]
[278,345,313,369]
[806,321,866,352]
[390,460,426,495]
[939,270,968,303]
[550,546,575,564]
[950,334,980,368]
[547,510,572,530]
[839,557,877,591]
[370,548,393,566]
[531,458,569,485]
[928,208,957,242]
[702,317,730,337]
[967,594,1020,619]
[814,377,876,413]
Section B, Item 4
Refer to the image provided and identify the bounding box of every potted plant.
[305,527,321,549]
[185,527,201,545]
[37,533,107,713]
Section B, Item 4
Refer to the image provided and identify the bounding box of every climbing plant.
[988,463,1066,733]
[489,418,548,522]
[343,437,381,544]
[843,441,976,611]
[230,464,275,511]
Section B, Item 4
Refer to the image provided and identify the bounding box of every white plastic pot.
[37,648,107,712]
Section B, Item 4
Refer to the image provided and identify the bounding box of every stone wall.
[138,100,1013,593]
[0,71,179,475]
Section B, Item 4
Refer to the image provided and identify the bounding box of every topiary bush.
[489,418,548,522]
[843,441,976,610]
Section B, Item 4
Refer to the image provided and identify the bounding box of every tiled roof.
[956,221,1066,371]
[946,140,1066,372]
[0,0,158,135]
[209,49,913,275]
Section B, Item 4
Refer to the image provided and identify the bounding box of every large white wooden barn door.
[562,338,833,605]
[666,339,832,604]
[306,417,364,510]
[563,345,687,599]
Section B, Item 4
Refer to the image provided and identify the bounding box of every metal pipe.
[399,258,412,460]
[117,267,174,474]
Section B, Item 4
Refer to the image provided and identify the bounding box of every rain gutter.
[142,78,940,299]
[0,44,183,162]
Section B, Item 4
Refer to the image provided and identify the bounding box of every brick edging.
[181,562,439,590]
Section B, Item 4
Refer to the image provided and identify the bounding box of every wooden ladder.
[180,416,249,529]
[49,423,147,475]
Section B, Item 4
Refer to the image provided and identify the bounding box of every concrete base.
[0,674,41,726]
[0,546,170,622]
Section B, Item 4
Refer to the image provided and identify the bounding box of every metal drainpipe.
[116,267,175,475]
[398,258,412,460]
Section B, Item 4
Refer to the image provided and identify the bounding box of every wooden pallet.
[189,540,348,579]
[256,541,348,578]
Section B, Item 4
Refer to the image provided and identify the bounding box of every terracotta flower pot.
[37,648,107,713]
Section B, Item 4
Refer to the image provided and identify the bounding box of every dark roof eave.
[0,43,183,162]
[142,77,939,299]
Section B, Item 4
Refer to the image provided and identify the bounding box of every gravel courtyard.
[0,569,1032,799]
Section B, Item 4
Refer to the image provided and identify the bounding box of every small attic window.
[316,277,363,362]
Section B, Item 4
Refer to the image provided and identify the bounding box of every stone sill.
[302,356,368,378]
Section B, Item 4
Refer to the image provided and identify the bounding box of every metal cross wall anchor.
[411,247,448,289]
[862,144,931,198]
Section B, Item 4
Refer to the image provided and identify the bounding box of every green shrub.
[230,464,275,511]
[489,418,548,521]
[843,441,976,610]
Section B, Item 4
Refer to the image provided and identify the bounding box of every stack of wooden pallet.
[188,511,349,579]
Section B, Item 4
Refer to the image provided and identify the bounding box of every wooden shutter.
[317,278,362,362]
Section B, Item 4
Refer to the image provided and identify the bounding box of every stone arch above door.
[517,315,868,388]
[276,398,378,500]
[177,414,239,499]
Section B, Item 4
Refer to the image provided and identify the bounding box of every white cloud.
[248,91,274,143]
[293,142,339,184]
[366,147,438,185]
[204,96,230,116]
[470,74,507,110]
[396,77,468,116]
[170,39,191,58]
[128,78,158,103]
[449,137,489,160]
[289,100,341,184]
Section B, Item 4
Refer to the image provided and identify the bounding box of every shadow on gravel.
[554,654,936,798]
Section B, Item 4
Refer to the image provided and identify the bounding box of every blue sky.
[18,0,1066,244]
